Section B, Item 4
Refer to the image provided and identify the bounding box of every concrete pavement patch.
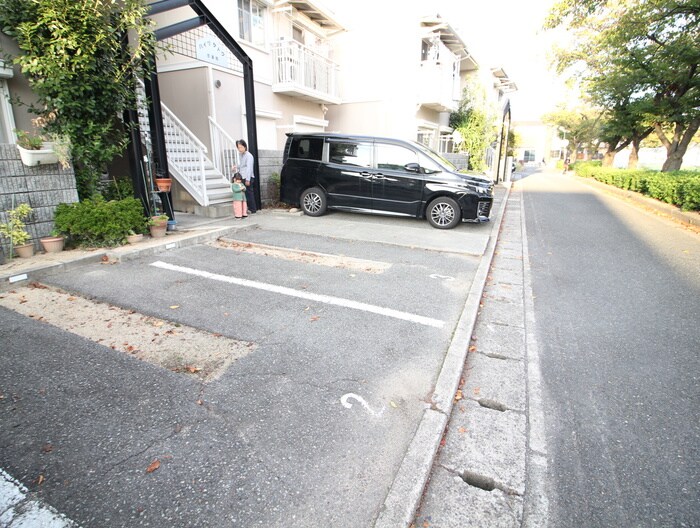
[462,352,526,412]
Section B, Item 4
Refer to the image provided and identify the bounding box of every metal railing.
[271,40,339,99]
[136,82,223,206]
[209,117,239,183]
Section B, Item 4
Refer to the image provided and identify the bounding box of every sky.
[436,0,569,122]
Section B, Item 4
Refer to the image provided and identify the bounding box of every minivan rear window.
[289,137,323,161]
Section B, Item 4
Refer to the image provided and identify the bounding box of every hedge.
[573,162,700,211]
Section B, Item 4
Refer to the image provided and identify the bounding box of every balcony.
[418,60,460,112]
[271,40,341,105]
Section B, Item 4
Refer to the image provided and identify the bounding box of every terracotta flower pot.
[155,178,172,192]
[126,233,143,244]
[14,243,35,258]
[40,236,65,253]
[149,224,167,238]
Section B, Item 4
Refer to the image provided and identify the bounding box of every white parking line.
[150,261,445,328]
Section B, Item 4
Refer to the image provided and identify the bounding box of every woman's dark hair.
[236,139,248,150]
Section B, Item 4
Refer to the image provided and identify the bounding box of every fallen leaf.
[153,321,164,327]
[196,399,203,405]
[101,255,109,262]
[67,296,76,301]
[37,474,45,486]
[468,345,477,353]
[473,387,481,396]
[310,315,320,321]
[169,305,180,309]
[458,427,467,434]
[41,443,53,453]
[390,401,398,408]
[146,460,160,473]
[454,390,463,401]
[185,366,202,373]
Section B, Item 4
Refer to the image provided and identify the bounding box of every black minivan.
[279,133,493,229]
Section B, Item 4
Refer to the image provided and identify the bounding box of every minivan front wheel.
[427,197,461,229]
[300,187,327,217]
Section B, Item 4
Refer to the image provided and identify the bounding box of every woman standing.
[233,139,257,213]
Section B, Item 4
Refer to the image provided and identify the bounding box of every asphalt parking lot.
[0,204,502,527]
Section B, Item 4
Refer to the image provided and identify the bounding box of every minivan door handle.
[360,171,374,180]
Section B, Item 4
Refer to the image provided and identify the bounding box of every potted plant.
[15,130,59,167]
[40,229,65,253]
[126,230,144,244]
[0,203,34,258]
[148,214,168,238]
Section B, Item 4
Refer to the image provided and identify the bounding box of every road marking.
[0,469,78,527]
[340,393,385,417]
[150,261,444,328]
[429,274,455,281]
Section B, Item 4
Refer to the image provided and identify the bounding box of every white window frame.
[0,79,17,144]
[238,0,267,48]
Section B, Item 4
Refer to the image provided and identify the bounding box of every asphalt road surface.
[521,170,699,527]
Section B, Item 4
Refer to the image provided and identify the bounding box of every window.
[416,130,434,148]
[290,137,323,161]
[238,0,266,47]
[523,149,536,162]
[328,141,372,167]
[376,143,418,172]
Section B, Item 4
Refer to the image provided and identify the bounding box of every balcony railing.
[418,60,460,112]
[271,40,340,104]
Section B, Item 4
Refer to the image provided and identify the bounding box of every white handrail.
[208,116,239,182]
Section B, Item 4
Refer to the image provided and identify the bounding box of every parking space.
[1,208,496,527]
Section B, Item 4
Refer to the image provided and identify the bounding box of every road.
[521,170,700,527]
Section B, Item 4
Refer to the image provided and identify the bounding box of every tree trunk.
[656,118,700,172]
[628,143,639,169]
[603,150,616,167]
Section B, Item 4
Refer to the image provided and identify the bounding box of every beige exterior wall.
[0,34,38,138]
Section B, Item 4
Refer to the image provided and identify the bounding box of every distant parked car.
[280,133,494,229]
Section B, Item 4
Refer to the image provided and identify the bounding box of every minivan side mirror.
[404,163,421,172]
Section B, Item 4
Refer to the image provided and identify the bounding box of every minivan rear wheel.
[427,197,461,229]
[300,187,327,217]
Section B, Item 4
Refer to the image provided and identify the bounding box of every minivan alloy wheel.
[427,197,460,229]
[300,186,327,217]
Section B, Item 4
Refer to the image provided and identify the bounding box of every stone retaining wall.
[0,144,78,261]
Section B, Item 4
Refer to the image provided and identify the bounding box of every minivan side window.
[290,137,323,160]
[376,143,419,172]
[328,141,372,167]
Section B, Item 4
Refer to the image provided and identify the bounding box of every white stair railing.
[209,117,239,182]
[137,82,230,207]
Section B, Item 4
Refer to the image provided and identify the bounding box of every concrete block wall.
[443,153,470,171]
[0,144,78,259]
[257,149,283,205]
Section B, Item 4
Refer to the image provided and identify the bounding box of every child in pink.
[231,173,248,218]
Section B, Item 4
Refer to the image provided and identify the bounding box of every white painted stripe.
[150,261,444,328]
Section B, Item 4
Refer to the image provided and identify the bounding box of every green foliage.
[0,0,156,199]
[0,203,32,245]
[548,0,700,171]
[99,177,134,202]
[574,161,700,211]
[54,196,148,247]
[450,82,497,172]
[14,129,44,150]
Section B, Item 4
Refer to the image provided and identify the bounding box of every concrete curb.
[0,223,254,290]
[374,183,512,528]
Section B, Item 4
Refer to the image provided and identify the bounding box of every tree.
[543,105,603,160]
[450,81,497,172]
[0,0,156,198]
[547,0,700,171]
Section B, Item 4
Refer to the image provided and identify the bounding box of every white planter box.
[17,143,59,166]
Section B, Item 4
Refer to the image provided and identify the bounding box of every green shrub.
[99,177,134,202]
[54,196,147,247]
[573,162,700,211]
